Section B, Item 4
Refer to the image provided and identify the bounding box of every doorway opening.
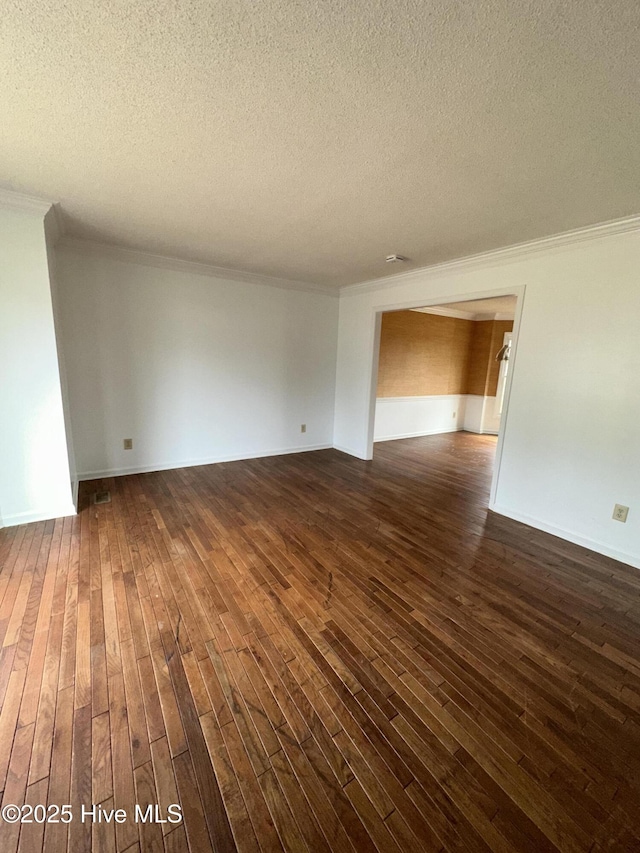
[371,294,519,501]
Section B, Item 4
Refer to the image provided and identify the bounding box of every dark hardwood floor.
[1,433,640,852]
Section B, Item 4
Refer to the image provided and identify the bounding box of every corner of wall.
[0,198,75,527]
[45,216,78,495]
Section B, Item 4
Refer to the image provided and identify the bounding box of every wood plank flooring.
[1,433,640,852]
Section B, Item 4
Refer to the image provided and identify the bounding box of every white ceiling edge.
[0,187,54,216]
[411,306,515,321]
[0,184,335,296]
[4,185,638,299]
[57,236,338,296]
[341,213,640,296]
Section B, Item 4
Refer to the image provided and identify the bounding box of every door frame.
[364,285,526,510]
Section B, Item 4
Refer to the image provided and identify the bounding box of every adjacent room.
[373,296,517,444]
[372,295,519,527]
[1,2,639,852]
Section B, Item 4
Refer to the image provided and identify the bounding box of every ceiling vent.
[385,254,407,263]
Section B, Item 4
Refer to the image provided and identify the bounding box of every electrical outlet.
[612,504,629,523]
[300,424,307,433]
[123,438,133,450]
[452,411,456,418]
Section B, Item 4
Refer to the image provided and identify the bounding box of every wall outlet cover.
[612,504,629,523]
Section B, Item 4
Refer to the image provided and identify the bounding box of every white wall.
[56,248,338,478]
[335,227,640,569]
[374,395,465,441]
[45,210,78,506]
[463,394,500,435]
[0,206,75,526]
[374,393,501,441]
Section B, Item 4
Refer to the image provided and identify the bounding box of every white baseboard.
[333,444,371,459]
[374,426,460,442]
[490,504,640,570]
[71,478,79,509]
[78,443,333,480]
[1,504,77,528]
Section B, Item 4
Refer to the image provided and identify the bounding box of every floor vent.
[94,490,111,504]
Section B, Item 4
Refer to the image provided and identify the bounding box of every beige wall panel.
[465,320,494,396]
[377,313,513,399]
[376,311,473,397]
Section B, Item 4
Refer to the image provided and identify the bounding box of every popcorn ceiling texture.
[1,0,639,286]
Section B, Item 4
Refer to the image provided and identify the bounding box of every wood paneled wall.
[376,311,474,397]
[376,311,513,398]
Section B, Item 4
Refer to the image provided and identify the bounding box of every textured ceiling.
[2,1,639,287]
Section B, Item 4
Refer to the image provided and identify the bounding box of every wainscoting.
[374,395,466,441]
[374,394,501,442]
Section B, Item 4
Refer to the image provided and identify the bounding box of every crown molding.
[0,187,54,216]
[341,213,640,296]
[58,236,338,296]
[411,305,478,320]
[411,305,516,322]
